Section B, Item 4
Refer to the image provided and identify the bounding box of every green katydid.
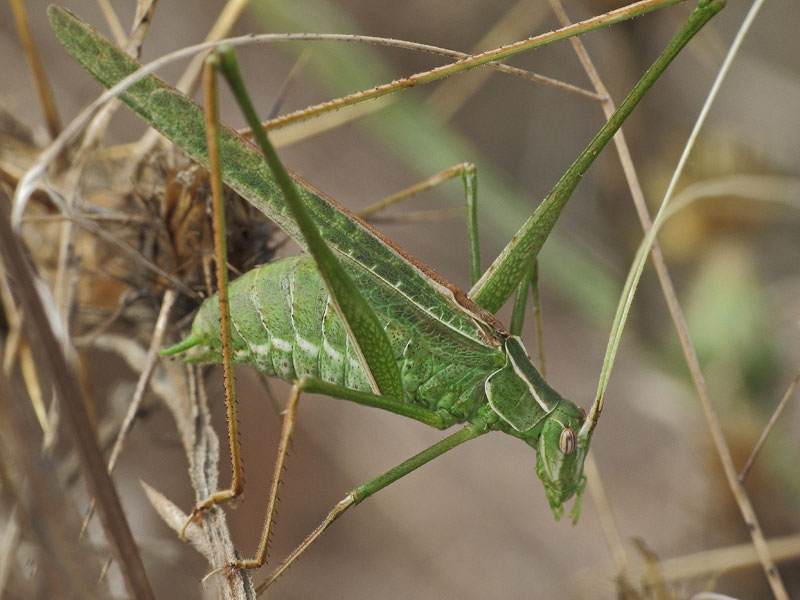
[47,0,724,586]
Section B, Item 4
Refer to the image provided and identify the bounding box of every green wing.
[49,6,501,354]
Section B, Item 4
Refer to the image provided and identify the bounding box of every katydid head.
[533,401,588,524]
[485,337,590,522]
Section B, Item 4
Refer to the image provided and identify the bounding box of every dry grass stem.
[739,369,800,482]
[9,0,61,139]
[0,194,154,598]
[578,533,800,597]
[79,290,178,538]
[550,0,789,596]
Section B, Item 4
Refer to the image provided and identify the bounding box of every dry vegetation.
[0,0,798,598]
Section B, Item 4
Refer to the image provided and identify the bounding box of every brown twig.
[9,0,62,140]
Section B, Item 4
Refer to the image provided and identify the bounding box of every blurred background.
[1,0,799,597]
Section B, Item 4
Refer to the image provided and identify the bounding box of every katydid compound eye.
[559,427,576,455]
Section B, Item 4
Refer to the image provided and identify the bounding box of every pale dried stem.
[53,0,156,327]
[739,369,800,483]
[129,1,158,57]
[76,331,248,596]
[79,290,178,538]
[645,0,787,594]
[631,538,670,599]
[548,0,635,576]
[94,0,126,47]
[0,374,102,597]
[0,260,22,374]
[19,345,47,435]
[144,365,255,599]
[37,192,195,296]
[9,0,62,139]
[664,175,800,219]
[136,0,250,156]
[551,0,788,597]
[0,194,154,598]
[0,268,48,433]
[174,0,251,96]
[578,533,800,596]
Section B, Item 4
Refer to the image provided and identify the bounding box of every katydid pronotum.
[46,0,725,588]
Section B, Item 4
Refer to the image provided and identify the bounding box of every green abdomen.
[187,256,503,421]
